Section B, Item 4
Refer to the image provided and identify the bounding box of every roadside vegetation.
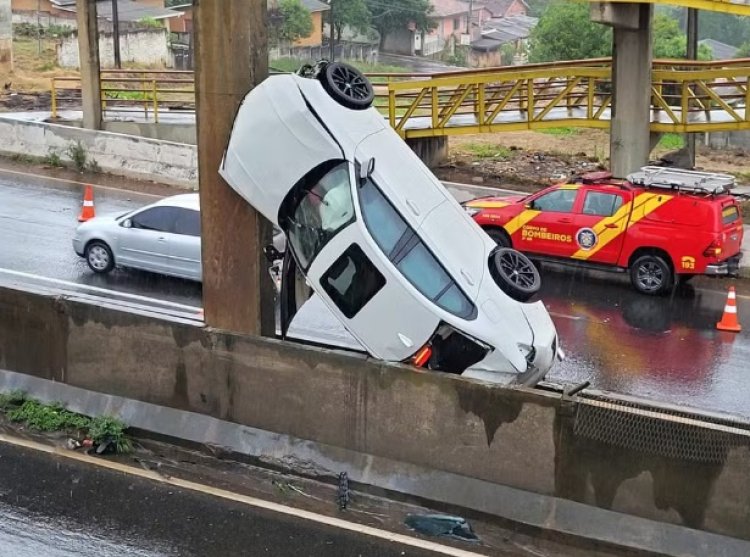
[0,391,133,453]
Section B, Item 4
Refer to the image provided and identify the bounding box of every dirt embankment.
[435,128,750,192]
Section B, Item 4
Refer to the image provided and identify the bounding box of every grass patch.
[463,143,513,160]
[0,391,132,453]
[539,127,580,136]
[658,133,684,150]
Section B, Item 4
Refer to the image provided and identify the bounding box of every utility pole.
[194,0,274,335]
[111,0,121,68]
[467,0,473,35]
[685,8,698,168]
[76,0,102,129]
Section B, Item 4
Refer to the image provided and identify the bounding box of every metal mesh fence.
[573,395,750,464]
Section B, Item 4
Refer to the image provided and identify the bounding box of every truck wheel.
[319,62,374,110]
[484,227,511,247]
[630,255,672,295]
[490,247,541,302]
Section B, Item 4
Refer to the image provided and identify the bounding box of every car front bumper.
[705,254,742,277]
[72,237,84,257]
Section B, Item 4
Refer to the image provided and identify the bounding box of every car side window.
[321,243,386,318]
[285,162,355,270]
[531,189,578,213]
[131,207,177,233]
[172,208,201,237]
[358,178,475,319]
[582,191,624,217]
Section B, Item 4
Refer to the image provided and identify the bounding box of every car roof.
[151,193,200,211]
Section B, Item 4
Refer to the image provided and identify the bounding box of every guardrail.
[49,60,750,135]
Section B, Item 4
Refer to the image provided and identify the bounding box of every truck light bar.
[627,166,736,195]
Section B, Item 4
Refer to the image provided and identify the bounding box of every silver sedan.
[73,193,203,282]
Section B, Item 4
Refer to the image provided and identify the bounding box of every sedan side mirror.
[358,157,375,185]
[121,218,132,229]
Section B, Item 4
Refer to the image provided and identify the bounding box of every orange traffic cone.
[77,185,95,222]
[717,286,742,332]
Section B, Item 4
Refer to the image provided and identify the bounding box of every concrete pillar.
[76,0,102,130]
[194,0,274,336]
[684,7,698,169]
[406,136,449,168]
[0,0,12,68]
[591,3,653,178]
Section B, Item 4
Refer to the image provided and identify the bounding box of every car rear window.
[722,205,740,225]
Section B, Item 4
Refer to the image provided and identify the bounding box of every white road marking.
[0,433,489,557]
[0,167,165,199]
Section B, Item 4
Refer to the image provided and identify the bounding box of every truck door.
[520,186,581,257]
[570,189,632,265]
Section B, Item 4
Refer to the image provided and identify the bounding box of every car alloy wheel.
[321,62,374,110]
[490,247,541,302]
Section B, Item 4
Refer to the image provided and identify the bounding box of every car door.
[570,189,632,265]
[118,206,176,274]
[521,186,581,257]
[280,160,441,362]
[170,208,202,281]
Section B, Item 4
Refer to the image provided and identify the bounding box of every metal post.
[76,0,102,130]
[684,7,698,169]
[194,0,274,335]
[111,0,121,68]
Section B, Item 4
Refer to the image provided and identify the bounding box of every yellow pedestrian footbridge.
[380,58,750,138]
[49,57,750,138]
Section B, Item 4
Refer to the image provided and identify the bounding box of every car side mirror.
[121,218,132,229]
[525,202,534,210]
[358,157,375,185]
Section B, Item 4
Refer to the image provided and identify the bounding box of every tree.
[529,5,710,63]
[275,0,313,43]
[652,14,711,60]
[365,0,435,47]
[332,0,371,42]
[528,2,611,63]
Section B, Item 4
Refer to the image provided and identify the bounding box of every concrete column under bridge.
[406,136,449,168]
[0,0,12,68]
[592,2,654,178]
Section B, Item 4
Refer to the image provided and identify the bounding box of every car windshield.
[286,162,355,270]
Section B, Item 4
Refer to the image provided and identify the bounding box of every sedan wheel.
[85,241,114,274]
[490,247,541,302]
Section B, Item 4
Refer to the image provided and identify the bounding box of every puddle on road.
[0,503,177,557]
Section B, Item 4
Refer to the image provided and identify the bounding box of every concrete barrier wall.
[2,284,750,542]
[0,116,197,189]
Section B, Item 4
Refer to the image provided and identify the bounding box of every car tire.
[484,227,511,247]
[85,241,115,274]
[630,254,672,295]
[489,247,541,302]
[319,62,374,110]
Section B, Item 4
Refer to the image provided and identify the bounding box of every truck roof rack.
[627,166,736,195]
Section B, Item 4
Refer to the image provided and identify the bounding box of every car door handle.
[604,223,619,229]
[157,236,167,242]
[557,218,572,223]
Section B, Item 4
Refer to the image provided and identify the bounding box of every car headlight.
[463,206,481,217]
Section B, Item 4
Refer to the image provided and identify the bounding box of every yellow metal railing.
[51,69,195,121]
[49,60,750,135]
[387,58,750,137]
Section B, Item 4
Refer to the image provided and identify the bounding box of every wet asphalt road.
[0,441,437,557]
[1,171,749,418]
